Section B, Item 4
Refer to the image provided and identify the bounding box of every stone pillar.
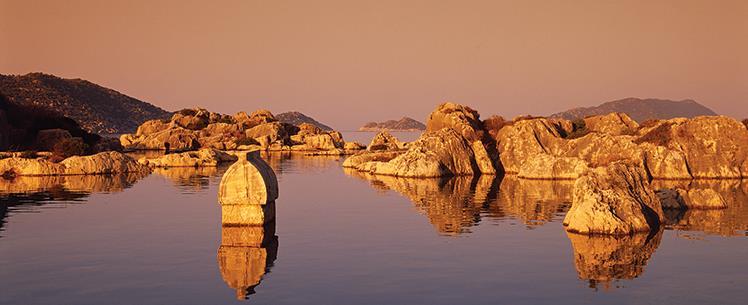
[218,150,278,225]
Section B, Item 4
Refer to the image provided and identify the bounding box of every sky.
[1,0,746,130]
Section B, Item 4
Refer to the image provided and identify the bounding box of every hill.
[276,111,333,131]
[0,73,169,134]
[359,117,426,131]
[550,98,717,122]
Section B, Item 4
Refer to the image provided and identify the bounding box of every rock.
[563,163,663,235]
[140,148,238,168]
[639,143,691,179]
[471,140,496,175]
[359,117,426,131]
[172,108,212,130]
[303,133,341,150]
[496,118,567,173]
[582,112,639,136]
[0,157,65,177]
[218,151,278,225]
[244,122,289,147]
[517,154,589,179]
[61,151,151,175]
[566,229,663,288]
[367,130,401,151]
[136,119,170,136]
[342,151,403,169]
[35,129,73,150]
[343,141,365,151]
[426,102,485,142]
[362,128,478,177]
[297,122,323,136]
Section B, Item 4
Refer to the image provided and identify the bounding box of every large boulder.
[361,128,478,177]
[342,151,403,169]
[244,122,289,148]
[517,154,589,179]
[582,112,639,136]
[563,163,663,235]
[139,148,238,168]
[426,102,485,142]
[496,118,567,174]
[61,152,150,175]
[367,130,401,151]
[171,108,212,130]
[0,157,66,176]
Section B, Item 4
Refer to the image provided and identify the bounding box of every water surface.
[1,152,746,305]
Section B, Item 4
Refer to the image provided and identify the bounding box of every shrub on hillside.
[52,138,87,161]
[742,119,748,130]
[565,119,590,139]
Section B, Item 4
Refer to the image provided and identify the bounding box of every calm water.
[1,148,747,304]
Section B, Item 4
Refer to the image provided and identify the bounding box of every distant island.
[0,73,169,134]
[550,97,717,122]
[276,111,333,131]
[359,117,426,131]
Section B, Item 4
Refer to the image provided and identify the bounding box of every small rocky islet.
[2,97,748,237]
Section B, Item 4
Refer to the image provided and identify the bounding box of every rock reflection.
[493,176,573,227]
[0,172,148,233]
[344,169,497,235]
[217,222,278,300]
[152,166,227,192]
[652,180,748,236]
[263,151,343,174]
[566,229,663,290]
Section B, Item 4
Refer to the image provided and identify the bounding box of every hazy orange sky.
[1,0,746,129]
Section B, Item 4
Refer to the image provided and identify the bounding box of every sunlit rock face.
[582,112,639,136]
[495,176,573,226]
[217,222,278,300]
[0,152,149,177]
[367,130,402,151]
[138,148,238,168]
[566,229,663,289]
[496,118,567,174]
[218,151,278,226]
[655,180,748,236]
[563,163,663,235]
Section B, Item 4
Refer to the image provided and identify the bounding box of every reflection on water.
[218,223,278,300]
[0,172,148,234]
[652,180,748,236]
[566,230,663,290]
[493,176,573,227]
[153,166,228,193]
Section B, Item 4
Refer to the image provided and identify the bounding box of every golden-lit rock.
[566,230,663,288]
[471,140,496,175]
[367,130,402,151]
[517,154,589,179]
[426,102,485,142]
[218,151,278,225]
[563,163,663,235]
[139,148,238,168]
[0,152,148,177]
[342,151,402,169]
[496,118,567,174]
[0,157,65,176]
[582,112,639,136]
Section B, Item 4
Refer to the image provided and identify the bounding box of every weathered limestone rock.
[342,151,403,169]
[135,119,170,136]
[218,151,278,225]
[639,143,691,179]
[362,128,478,177]
[0,157,65,176]
[244,122,289,147]
[171,108,212,130]
[517,154,589,179]
[566,229,663,288]
[217,223,278,300]
[471,140,496,175]
[302,133,341,150]
[496,118,567,174]
[368,131,401,151]
[343,141,365,151]
[635,116,748,179]
[582,112,639,136]
[426,102,485,142]
[563,163,663,235]
[61,152,151,175]
[139,148,238,168]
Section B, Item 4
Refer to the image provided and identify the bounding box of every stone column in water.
[218,150,278,225]
[217,150,279,299]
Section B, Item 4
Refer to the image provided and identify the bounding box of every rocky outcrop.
[495,118,567,174]
[342,151,403,169]
[139,149,238,168]
[276,111,333,131]
[218,151,278,225]
[121,108,360,154]
[367,131,402,151]
[517,154,589,179]
[0,151,149,177]
[550,97,717,123]
[345,103,498,177]
[582,112,639,136]
[563,163,663,235]
[359,117,426,131]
